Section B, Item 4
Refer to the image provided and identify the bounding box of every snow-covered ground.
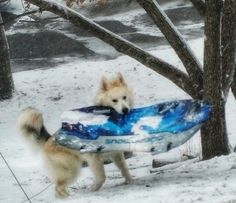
[5,0,204,73]
[1,38,236,203]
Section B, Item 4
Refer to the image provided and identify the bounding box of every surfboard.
[53,100,211,153]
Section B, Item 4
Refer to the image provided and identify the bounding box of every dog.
[18,73,133,198]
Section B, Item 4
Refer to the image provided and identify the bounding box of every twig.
[0,9,42,26]
[0,152,32,203]
[21,183,53,203]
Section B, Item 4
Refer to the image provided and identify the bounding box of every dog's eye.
[123,96,127,100]
[112,99,118,103]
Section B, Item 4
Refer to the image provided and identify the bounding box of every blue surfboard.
[54,100,211,153]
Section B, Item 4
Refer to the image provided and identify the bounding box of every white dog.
[18,73,133,198]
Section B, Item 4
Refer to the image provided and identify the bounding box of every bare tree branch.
[189,0,206,17]
[25,0,199,98]
[221,0,236,99]
[136,0,203,95]
[0,10,41,26]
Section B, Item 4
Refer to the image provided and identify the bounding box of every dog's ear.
[117,72,126,85]
[100,76,108,91]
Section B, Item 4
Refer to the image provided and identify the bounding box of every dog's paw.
[90,183,103,192]
[124,177,134,184]
[55,188,70,198]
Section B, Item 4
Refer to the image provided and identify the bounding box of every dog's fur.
[18,73,133,198]
[96,73,133,114]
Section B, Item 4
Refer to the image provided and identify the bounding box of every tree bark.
[221,0,236,99]
[189,0,206,17]
[232,67,236,98]
[201,0,229,160]
[25,0,199,98]
[190,0,236,101]
[0,12,14,100]
[137,0,203,95]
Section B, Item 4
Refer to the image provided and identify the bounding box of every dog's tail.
[18,107,51,150]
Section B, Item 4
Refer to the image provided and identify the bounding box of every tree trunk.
[229,1,236,99]
[201,0,229,160]
[232,68,236,98]
[189,0,206,17]
[190,0,236,100]
[0,12,14,100]
[221,0,236,99]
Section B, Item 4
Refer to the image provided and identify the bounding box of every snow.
[132,116,162,135]
[61,110,108,125]
[1,0,24,14]
[1,36,236,203]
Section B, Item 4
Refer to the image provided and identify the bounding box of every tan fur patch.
[18,107,43,132]
[44,138,80,160]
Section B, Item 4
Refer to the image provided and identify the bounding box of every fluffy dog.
[18,73,133,198]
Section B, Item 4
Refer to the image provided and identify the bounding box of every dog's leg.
[86,154,106,191]
[111,152,133,184]
[49,156,81,198]
[55,179,70,198]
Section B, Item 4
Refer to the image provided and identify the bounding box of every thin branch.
[0,9,41,26]
[25,0,199,98]
[189,0,206,17]
[136,0,203,95]
[221,0,236,99]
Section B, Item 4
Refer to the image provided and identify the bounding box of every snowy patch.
[61,110,108,125]
[132,116,162,135]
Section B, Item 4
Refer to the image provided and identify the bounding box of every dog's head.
[96,73,133,114]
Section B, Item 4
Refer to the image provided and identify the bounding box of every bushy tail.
[18,107,51,149]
